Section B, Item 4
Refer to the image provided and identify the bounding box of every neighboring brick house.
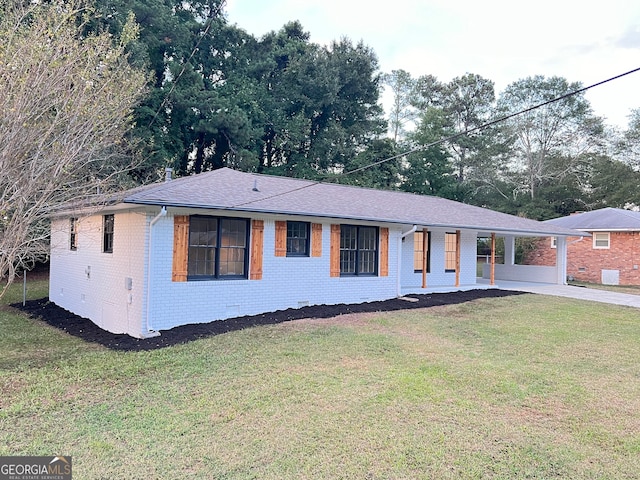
[525,208,640,285]
[49,168,583,338]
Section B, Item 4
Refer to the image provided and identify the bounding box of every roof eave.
[124,199,588,237]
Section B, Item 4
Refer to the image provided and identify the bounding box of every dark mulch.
[12,289,525,352]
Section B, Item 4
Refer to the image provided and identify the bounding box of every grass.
[568,280,640,296]
[1,280,640,478]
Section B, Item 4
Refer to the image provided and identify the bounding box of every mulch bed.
[12,289,525,352]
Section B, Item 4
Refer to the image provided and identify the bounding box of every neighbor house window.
[287,221,310,256]
[70,217,78,251]
[593,232,610,249]
[103,214,114,253]
[413,230,431,272]
[188,216,249,279]
[340,225,378,275]
[445,232,457,272]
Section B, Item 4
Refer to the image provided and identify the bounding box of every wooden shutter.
[250,219,264,280]
[172,215,189,282]
[275,220,287,257]
[330,224,341,277]
[311,223,322,257]
[379,227,389,277]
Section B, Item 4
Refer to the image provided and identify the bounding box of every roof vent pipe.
[165,168,173,182]
[252,179,259,192]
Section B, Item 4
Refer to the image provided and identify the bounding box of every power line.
[344,66,640,176]
[222,67,640,210]
[147,1,227,130]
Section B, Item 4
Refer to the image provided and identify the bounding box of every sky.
[225,0,640,130]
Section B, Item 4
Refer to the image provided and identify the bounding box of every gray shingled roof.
[545,207,640,231]
[123,168,586,237]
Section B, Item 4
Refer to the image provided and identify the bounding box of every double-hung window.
[413,230,430,272]
[103,214,114,253]
[188,216,249,279]
[70,217,78,251]
[445,232,457,272]
[593,232,610,249]
[340,225,378,275]
[286,221,310,256]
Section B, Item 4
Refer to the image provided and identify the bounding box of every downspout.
[397,225,418,297]
[144,206,167,337]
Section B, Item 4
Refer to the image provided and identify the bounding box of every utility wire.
[344,66,640,176]
[147,1,227,129]
[231,66,640,208]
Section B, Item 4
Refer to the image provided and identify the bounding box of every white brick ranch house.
[49,168,585,338]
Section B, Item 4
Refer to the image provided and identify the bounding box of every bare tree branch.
[0,0,147,297]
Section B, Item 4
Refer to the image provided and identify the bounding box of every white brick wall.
[50,208,483,336]
[145,215,401,332]
[50,210,148,336]
[401,229,478,294]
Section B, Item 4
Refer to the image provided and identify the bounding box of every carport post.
[422,228,428,289]
[455,230,461,287]
[556,236,568,284]
[504,235,515,266]
[490,233,496,286]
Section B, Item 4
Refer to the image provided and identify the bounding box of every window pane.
[219,219,246,276]
[189,246,215,276]
[340,226,357,250]
[594,233,609,248]
[70,218,78,250]
[103,214,114,253]
[413,231,423,271]
[359,250,376,274]
[188,218,217,276]
[287,221,309,255]
[414,231,424,271]
[190,218,217,247]
[358,227,377,275]
[219,246,245,276]
[340,226,357,274]
[340,250,356,274]
[287,238,306,255]
[445,232,457,271]
[221,219,247,247]
[358,227,376,250]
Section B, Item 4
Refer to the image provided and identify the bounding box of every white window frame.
[592,232,610,249]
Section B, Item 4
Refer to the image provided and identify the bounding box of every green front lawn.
[568,280,640,296]
[1,280,639,479]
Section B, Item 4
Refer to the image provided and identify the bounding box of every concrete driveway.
[487,280,640,309]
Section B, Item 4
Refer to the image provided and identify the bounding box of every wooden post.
[422,228,428,289]
[490,232,496,286]
[455,230,461,287]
